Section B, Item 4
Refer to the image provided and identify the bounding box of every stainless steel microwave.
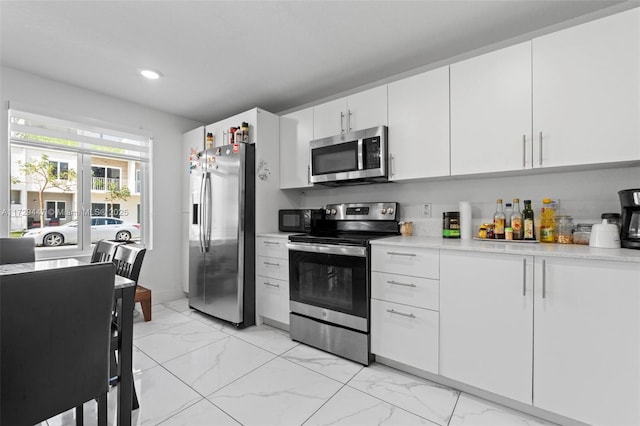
[309,126,388,186]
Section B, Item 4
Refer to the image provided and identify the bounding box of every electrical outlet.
[422,203,432,218]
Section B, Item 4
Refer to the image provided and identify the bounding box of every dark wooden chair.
[0,262,115,425]
[90,240,123,263]
[0,237,35,264]
[110,244,146,411]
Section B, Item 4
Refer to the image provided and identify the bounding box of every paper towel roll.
[459,201,472,240]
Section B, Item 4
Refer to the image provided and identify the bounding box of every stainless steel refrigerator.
[188,143,255,327]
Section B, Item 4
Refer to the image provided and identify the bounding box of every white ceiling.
[0,1,635,124]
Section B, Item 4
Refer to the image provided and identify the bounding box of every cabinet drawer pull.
[263,281,280,288]
[389,153,395,178]
[522,135,527,168]
[263,241,280,246]
[387,252,416,257]
[263,261,280,267]
[386,309,416,319]
[340,111,345,133]
[387,280,416,288]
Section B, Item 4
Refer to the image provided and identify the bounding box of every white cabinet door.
[371,298,439,373]
[256,276,289,325]
[280,108,313,189]
[313,98,347,139]
[533,8,640,168]
[313,86,388,139]
[533,257,640,425]
[440,250,533,404]
[345,85,388,132]
[371,271,439,311]
[450,42,532,175]
[388,67,450,180]
[256,236,288,259]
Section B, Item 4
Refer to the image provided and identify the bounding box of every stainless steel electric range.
[287,202,399,365]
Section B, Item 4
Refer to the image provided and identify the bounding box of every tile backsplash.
[299,165,640,237]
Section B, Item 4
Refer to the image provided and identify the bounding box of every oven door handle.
[286,242,367,257]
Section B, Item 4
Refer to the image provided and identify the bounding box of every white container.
[459,201,472,240]
[589,219,621,248]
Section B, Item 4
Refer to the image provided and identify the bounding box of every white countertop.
[371,236,640,263]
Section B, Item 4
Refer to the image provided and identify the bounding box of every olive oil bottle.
[511,198,523,240]
[523,199,536,241]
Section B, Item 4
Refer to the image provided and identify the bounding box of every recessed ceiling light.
[140,69,162,80]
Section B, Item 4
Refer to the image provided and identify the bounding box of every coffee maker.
[619,189,640,249]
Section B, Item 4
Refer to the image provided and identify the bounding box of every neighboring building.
[9,146,141,232]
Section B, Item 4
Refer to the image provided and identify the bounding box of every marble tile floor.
[44,297,557,426]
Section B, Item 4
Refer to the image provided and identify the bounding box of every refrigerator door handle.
[204,172,213,251]
[199,171,206,253]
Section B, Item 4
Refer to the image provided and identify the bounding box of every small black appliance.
[619,189,640,249]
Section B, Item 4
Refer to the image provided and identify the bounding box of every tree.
[104,182,131,217]
[18,154,77,228]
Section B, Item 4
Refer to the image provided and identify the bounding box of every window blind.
[8,109,151,162]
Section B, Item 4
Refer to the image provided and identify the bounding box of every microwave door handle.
[357,139,364,170]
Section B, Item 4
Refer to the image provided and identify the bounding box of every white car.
[23,217,141,247]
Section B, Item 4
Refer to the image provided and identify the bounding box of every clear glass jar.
[573,223,593,245]
[556,215,575,244]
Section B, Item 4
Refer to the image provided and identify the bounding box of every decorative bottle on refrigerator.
[511,198,523,240]
[493,199,506,240]
[523,200,536,241]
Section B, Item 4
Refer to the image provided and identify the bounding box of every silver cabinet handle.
[389,153,395,178]
[263,261,280,267]
[307,164,311,185]
[542,259,547,299]
[263,281,280,288]
[539,131,543,166]
[347,109,352,131]
[387,309,416,319]
[263,241,280,246]
[522,258,527,296]
[522,135,527,168]
[387,280,417,288]
[340,111,345,133]
[387,252,416,257]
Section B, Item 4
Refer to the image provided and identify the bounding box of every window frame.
[4,105,153,258]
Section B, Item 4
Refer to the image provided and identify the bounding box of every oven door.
[287,242,369,332]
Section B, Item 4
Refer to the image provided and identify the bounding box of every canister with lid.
[573,223,593,245]
[556,215,575,244]
[442,212,460,238]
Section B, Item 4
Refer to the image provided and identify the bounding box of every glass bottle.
[523,200,536,240]
[556,215,575,244]
[504,202,513,228]
[493,199,506,239]
[539,198,556,243]
[511,198,523,240]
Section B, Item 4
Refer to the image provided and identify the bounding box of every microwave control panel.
[363,136,381,170]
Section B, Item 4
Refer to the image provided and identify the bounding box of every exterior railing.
[91,177,120,191]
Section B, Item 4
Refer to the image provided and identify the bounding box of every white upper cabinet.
[450,41,533,176]
[313,85,388,139]
[280,107,314,189]
[532,8,640,168]
[387,66,450,181]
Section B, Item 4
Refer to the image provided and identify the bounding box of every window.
[8,107,152,254]
[49,161,69,180]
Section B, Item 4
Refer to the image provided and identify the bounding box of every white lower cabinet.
[370,244,440,373]
[256,235,290,326]
[371,298,439,373]
[533,257,640,425]
[440,251,534,404]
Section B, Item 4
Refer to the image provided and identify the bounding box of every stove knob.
[325,209,332,215]
[380,208,388,214]
[387,208,394,215]
[330,208,337,215]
